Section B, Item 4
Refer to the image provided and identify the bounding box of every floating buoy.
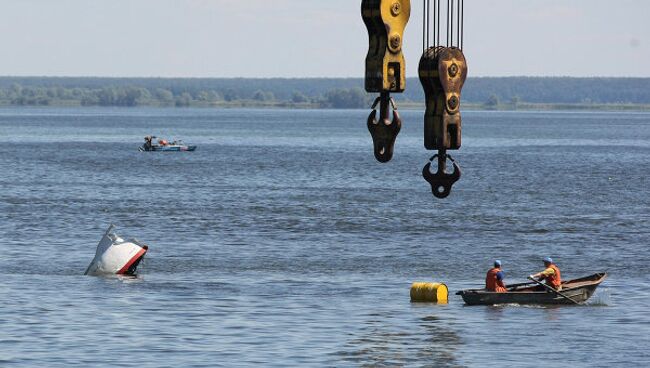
[410,282,449,303]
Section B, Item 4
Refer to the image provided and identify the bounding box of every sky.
[0,0,648,78]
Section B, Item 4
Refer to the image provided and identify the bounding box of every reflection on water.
[341,308,463,368]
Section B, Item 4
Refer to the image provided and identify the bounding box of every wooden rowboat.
[456,273,607,306]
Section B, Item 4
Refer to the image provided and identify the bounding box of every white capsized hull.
[85,225,148,276]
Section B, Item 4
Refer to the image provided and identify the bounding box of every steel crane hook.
[422,152,461,198]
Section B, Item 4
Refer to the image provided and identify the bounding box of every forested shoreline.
[1,76,650,110]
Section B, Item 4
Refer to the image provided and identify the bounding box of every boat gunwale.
[456,272,607,297]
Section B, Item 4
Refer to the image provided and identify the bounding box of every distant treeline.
[1,76,649,108]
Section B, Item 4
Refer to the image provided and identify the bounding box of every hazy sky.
[0,0,648,78]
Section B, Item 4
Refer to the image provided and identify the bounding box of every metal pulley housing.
[419,46,467,151]
[362,0,411,93]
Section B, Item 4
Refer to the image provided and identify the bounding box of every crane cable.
[423,0,464,51]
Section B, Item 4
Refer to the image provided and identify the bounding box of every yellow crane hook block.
[362,0,411,93]
[410,282,449,303]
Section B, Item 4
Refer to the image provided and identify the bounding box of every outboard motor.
[85,225,149,276]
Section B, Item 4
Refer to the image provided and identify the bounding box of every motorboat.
[140,136,196,152]
[84,225,149,276]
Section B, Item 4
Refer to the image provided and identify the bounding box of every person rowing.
[528,257,562,290]
[486,260,507,293]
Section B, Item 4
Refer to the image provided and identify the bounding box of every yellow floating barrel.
[410,282,449,303]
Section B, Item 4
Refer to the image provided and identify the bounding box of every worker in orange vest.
[485,260,507,293]
[529,257,562,290]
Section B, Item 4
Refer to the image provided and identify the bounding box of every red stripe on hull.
[117,248,147,275]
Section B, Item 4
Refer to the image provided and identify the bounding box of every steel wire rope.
[426,0,429,49]
[456,0,460,48]
[446,0,450,47]
[433,0,437,49]
[437,0,441,47]
[423,0,428,50]
[451,0,455,47]
[460,0,464,50]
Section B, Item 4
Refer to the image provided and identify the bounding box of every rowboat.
[456,273,607,305]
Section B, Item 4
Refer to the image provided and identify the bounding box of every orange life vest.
[543,264,562,289]
[486,267,507,293]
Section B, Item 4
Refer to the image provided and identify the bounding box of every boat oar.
[506,281,538,290]
[528,277,582,305]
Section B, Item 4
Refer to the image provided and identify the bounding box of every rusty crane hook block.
[367,95,402,163]
[362,0,411,163]
[419,45,467,198]
[422,152,461,199]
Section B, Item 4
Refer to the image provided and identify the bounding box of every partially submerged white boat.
[84,225,149,276]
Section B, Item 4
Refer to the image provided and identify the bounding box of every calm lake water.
[1,107,649,367]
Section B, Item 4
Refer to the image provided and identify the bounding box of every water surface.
[1,108,649,367]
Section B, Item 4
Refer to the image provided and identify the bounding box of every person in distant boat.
[486,260,507,293]
[529,257,562,290]
[144,136,153,151]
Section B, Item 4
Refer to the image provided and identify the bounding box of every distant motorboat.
[140,136,197,152]
[84,225,148,276]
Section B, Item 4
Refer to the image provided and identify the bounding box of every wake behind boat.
[140,136,196,152]
[456,273,607,305]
